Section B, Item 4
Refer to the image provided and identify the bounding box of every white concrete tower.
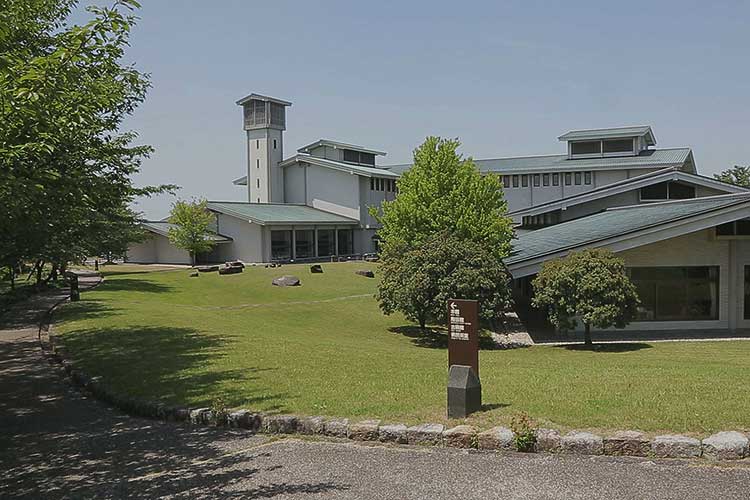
[236,93,291,203]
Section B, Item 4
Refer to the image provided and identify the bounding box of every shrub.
[510,412,537,452]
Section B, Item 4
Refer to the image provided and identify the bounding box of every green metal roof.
[206,201,359,225]
[141,222,232,242]
[507,194,750,265]
[384,148,691,176]
[558,125,655,145]
[280,154,399,178]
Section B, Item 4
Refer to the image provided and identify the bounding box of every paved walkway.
[1,280,750,498]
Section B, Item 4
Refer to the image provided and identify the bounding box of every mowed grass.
[54,263,750,435]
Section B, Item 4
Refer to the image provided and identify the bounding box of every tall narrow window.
[564,173,572,186]
[543,173,550,186]
[503,176,510,188]
[273,139,277,149]
[521,175,529,187]
[370,177,374,190]
[533,174,540,187]
[512,175,519,188]
[256,178,260,188]
[584,172,592,185]
[256,159,260,169]
[552,173,560,186]
[574,172,582,185]
[256,139,259,149]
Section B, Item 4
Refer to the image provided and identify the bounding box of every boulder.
[189,408,211,425]
[355,270,375,278]
[702,431,749,460]
[310,264,323,273]
[324,418,349,438]
[603,431,649,457]
[489,332,534,349]
[348,420,381,441]
[197,265,219,273]
[379,424,408,444]
[226,260,245,269]
[218,266,242,275]
[272,275,301,287]
[534,428,561,453]
[560,431,603,455]
[651,434,701,458]
[189,271,199,277]
[406,423,444,446]
[297,416,326,435]
[263,414,298,434]
[228,410,263,431]
[477,426,515,450]
[443,425,477,448]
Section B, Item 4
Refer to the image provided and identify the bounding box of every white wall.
[305,164,361,220]
[125,234,192,264]
[284,164,306,204]
[215,213,264,263]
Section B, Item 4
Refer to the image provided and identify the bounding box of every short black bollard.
[447,365,481,418]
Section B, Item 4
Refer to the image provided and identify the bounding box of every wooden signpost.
[447,299,481,418]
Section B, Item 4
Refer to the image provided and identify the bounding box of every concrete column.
[291,227,296,260]
[314,227,319,258]
[334,228,339,256]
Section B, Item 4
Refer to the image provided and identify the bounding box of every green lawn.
[54,263,750,435]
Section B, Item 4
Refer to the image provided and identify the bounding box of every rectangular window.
[521,175,529,187]
[256,178,260,189]
[552,173,560,186]
[564,173,572,186]
[273,139,277,150]
[628,266,720,321]
[294,229,315,259]
[256,159,260,169]
[503,176,510,188]
[343,149,359,164]
[370,177,375,190]
[360,152,375,166]
[584,172,592,185]
[570,141,601,155]
[543,173,550,186]
[641,182,696,201]
[343,149,375,165]
[603,138,633,154]
[574,172,582,185]
[512,175,519,188]
[271,230,292,260]
[337,229,353,255]
[256,139,260,149]
[533,174,540,187]
[716,220,750,237]
[317,229,336,257]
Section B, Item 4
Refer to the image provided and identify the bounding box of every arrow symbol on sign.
[450,302,457,310]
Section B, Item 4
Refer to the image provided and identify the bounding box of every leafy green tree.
[714,165,750,188]
[377,232,512,330]
[0,0,174,287]
[531,249,639,347]
[373,137,514,330]
[167,199,216,266]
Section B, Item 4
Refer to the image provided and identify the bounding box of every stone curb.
[38,286,750,462]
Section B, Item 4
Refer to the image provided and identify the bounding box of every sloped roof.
[235,93,292,106]
[509,167,749,217]
[206,201,358,225]
[279,154,399,178]
[507,194,750,266]
[383,148,692,176]
[141,222,232,242]
[558,125,656,145]
[297,139,386,156]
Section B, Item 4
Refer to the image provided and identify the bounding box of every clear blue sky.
[76,0,750,219]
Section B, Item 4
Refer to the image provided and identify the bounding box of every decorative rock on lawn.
[226,260,245,269]
[197,265,219,272]
[406,423,444,446]
[189,271,199,277]
[348,420,381,441]
[477,426,515,451]
[189,408,211,425]
[272,275,301,287]
[603,431,650,457]
[218,266,242,275]
[355,270,375,278]
[702,431,749,460]
[378,424,408,444]
[443,425,477,448]
[651,435,702,458]
[263,414,298,434]
[534,428,561,453]
[310,264,323,273]
[297,416,326,435]
[324,418,350,438]
[228,410,262,431]
[560,431,603,455]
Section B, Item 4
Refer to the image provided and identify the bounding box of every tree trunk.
[35,260,44,289]
[418,312,426,332]
[584,323,592,348]
[8,266,15,291]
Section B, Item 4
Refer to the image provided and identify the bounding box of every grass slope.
[55,263,750,434]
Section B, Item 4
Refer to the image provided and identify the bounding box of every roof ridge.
[607,192,750,211]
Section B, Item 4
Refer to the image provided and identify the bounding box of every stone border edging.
[39,281,750,462]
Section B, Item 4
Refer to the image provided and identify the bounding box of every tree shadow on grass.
[58,325,288,412]
[553,342,653,353]
[388,325,500,350]
[97,278,175,294]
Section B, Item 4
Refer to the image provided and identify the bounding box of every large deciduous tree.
[167,199,216,266]
[372,137,514,330]
[714,165,750,188]
[0,0,173,287]
[531,249,639,347]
